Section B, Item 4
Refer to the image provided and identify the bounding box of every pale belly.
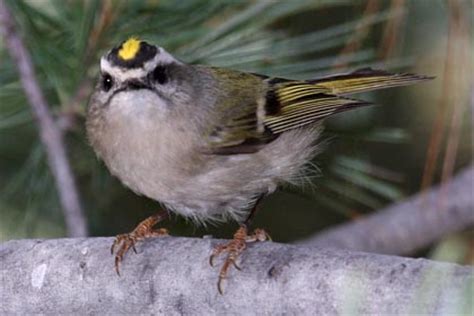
[93,101,320,224]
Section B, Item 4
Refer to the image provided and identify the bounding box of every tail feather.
[310,68,433,95]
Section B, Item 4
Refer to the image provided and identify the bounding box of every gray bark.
[302,165,474,255]
[1,237,472,315]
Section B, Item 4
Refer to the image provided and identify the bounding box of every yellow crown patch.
[118,37,141,60]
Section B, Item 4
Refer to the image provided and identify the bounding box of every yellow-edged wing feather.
[264,91,368,133]
[310,68,431,95]
[263,68,431,134]
[206,67,431,154]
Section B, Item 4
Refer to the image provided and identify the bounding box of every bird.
[86,37,431,293]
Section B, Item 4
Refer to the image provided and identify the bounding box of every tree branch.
[0,237,472,314]
[0,0,87,237]
[302,165,474,255]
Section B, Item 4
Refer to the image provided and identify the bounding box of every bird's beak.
[123,79,152,91]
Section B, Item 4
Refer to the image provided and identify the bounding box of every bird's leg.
[209,225,270,294]
[111,210,169,275]
[209,195,271,294]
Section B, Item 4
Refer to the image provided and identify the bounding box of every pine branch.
[0,0,87,237]
[302,164,474,255]
[0,237,472,314]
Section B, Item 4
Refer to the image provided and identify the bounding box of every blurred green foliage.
[0,0,472,261]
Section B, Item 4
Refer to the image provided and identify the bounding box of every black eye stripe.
[102,73,114,92]
[150,66,168,84]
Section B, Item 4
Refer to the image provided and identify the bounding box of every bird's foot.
[111,213,168,275]
[209,225,271,294]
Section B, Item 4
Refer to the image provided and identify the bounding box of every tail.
[309,67,433,95]
[263,68,433,134]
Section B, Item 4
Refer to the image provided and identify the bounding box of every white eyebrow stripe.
[101,58,147,79]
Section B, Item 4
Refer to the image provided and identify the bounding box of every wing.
[206,68,431,154]
[205,68,275,154]
[263,80,370,134]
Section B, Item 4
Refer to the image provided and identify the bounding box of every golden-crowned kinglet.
[86,38,430,293]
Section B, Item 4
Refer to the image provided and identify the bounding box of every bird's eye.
[101,73,114,92]
[150,66,167,84]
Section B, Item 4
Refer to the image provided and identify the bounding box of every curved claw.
[217,277,225,295]
[111,236,121,254]
[209,244,227,267]
[111,234,137,276]
[115,256,122,276]
[231,259,241,271]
